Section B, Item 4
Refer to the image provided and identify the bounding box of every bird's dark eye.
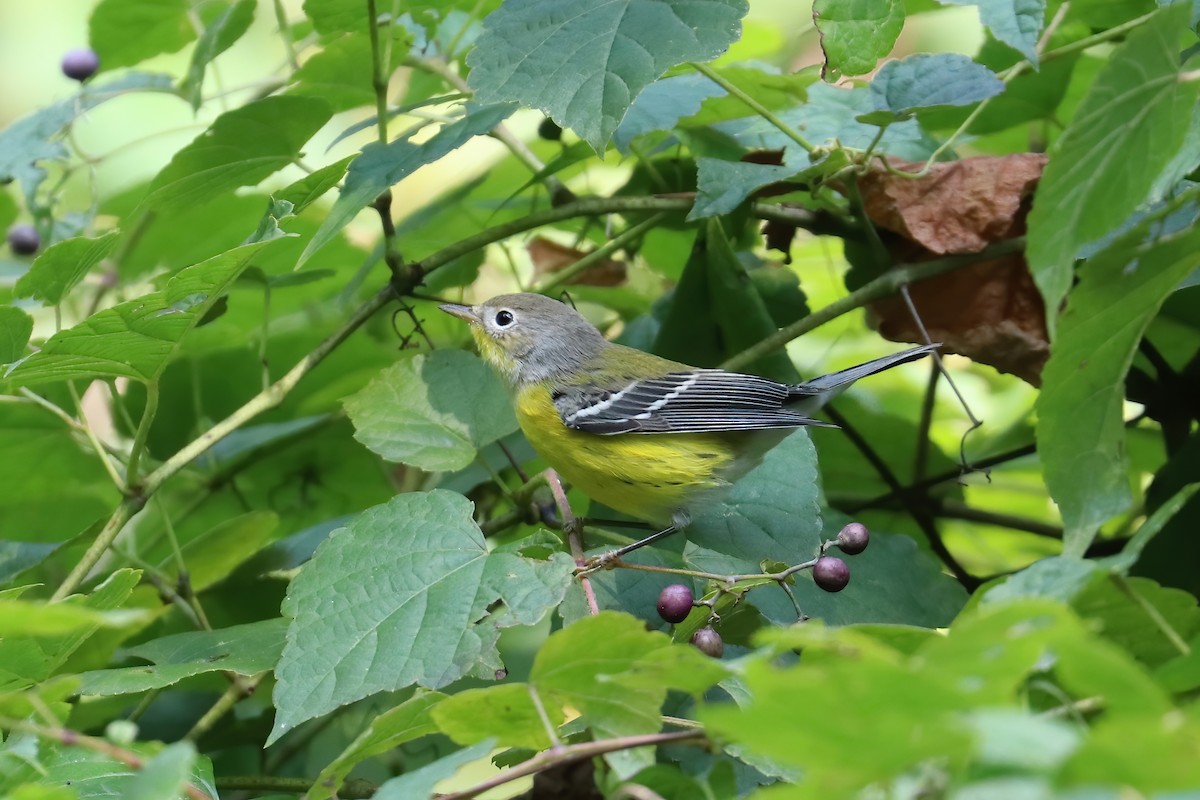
[495,310,515,327]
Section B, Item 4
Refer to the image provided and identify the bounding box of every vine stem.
[271,0,298,71]
[125,381,159,484]
[0,717,214,800]
[721,237,1025,372]
[366,0,390,145]
[438,730,704,800]
[690,61,815,154]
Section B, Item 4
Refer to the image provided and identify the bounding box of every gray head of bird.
[440,293,607,385]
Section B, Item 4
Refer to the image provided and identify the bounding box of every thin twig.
[535,213,664,293]
[691,61,815,153]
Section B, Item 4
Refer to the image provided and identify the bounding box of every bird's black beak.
[439,303,479,324]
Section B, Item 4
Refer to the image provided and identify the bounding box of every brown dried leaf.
[868,255,1050,385]
[527,236,627,287]
[859,154,1050,385]
[860,154,1047,254]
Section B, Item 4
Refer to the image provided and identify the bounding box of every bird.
[440,292,938,562]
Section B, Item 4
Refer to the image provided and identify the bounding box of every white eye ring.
[495,310,515,327]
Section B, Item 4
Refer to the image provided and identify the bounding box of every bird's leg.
[582,526,679,573]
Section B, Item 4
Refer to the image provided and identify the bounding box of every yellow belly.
[515,387,735,526]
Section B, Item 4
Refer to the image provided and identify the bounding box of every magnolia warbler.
[441,293,937,559]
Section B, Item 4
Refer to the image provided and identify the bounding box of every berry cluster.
[655,521,871,658]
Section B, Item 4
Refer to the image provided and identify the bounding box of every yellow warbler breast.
[514,384,736,526]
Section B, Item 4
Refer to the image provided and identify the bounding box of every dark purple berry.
[813,556,850,592]
[7,224,40,256]
[836,522,869,555]
[62,48,100,82]
[657,583,694,624]
[537,117,562,141]
[690,626,724,658]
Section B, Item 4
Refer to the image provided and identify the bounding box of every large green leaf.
[300,103,513,266]
[344,350,518,472]
[813,0,905,79]
[269,491,574,744]
[13,231,120,305]
[78,619,286,696]
[89,0,195,70]
[1026,4,1200,335]
[935,0,1045,62]
[467,0,749,151]
[868,53,1005,119]
[1037,225,1200,555]
[141,96,332,216]
[6,230,285,386]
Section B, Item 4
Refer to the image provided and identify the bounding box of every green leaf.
[966,710,1080,771]
[78,619,286,696]
[869,53,1005,118]
[689,158,799,220]
[432,683,559,751]
[700,625,969,796]
[141,96,333,216]
[532,612,673,776]
[21,741,217,800]
[300,103,512,265]
[0,73,177,205]
[13,231,120,305]
[1037,225,1200,555]
[309,691,446,800]
[302,0,367,35]
[654,221,799,380]
[935,0,1045,63]
[180,0,257,109]
[6,232,284,386]
[89,0,195,70]
[614,73,727,153]
[372,740,495,800]
[1026,4,1200,335]
[813,0,905,79]
[122,742,197,800]
[344,350,518,472]
[1102,483,1200,574]
[0,569,140,692]
[287,33,375,113]
[274,155,355,214]
[0,601,144,636]
[0,305,33,363]
[163,510,279,591]
[687,432,821,564]
[467,0,749,151]
[270,491,574,744]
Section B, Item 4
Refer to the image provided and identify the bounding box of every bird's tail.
[787,343,941,399]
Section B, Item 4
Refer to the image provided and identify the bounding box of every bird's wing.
[553,370,828,435]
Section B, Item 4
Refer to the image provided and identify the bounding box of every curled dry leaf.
[527,236,627,287]
[858,154,1050,385]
